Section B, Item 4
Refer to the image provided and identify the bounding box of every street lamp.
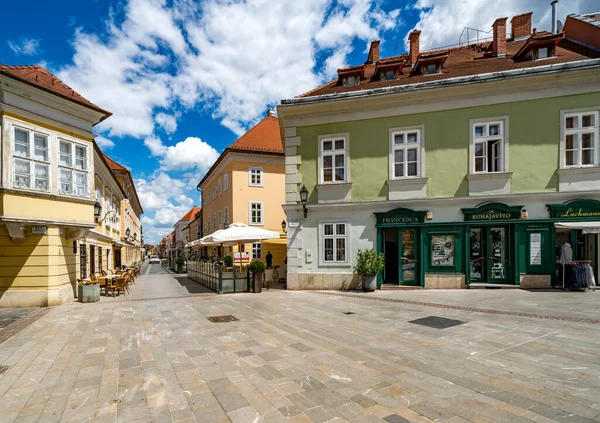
[281,220,286,233]
[125,228,131,239]
[224,221,229,229]
[299,185,309,218]
[94,201,102,223]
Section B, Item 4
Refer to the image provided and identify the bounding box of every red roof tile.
[0,64,111,120]
[102,154,128,172]
[229,113,283,154]
[179,206,201,222]
[299,32,600,98]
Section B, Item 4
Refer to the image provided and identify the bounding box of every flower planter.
[78,284,100,303]
[253,272,263,293]
[362,275,377,292]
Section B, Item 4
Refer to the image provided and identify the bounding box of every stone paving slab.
[1,279,600,422]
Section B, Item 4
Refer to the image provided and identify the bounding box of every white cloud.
[144,135,167,156]
[160,136,220,172]
[8,38,40,56]
[155,112,178,133]
[58,0,401,138]
[411,0,599,50]
[95,135,115,149]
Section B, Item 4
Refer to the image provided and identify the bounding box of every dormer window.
[537,47,548,59]
[373,58,404,82]
[411,52,448,76]
[513,32,562,61]
[337,65,365,87]
[424,63,440,75]
[343,76,360,86]
[383,70,395,81]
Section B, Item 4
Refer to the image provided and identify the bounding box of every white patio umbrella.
[209,223,280,268]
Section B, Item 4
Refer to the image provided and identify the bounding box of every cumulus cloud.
[144,135,167,156]
[95,135,115,149]
[58,0,401,138]
[8,38,40,56]
[411,0,599,50]
[160,137,220,172]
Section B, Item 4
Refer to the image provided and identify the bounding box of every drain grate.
[343,312,355,315]
[0,365,9,375]
[207,315,239,323]
[409,316,466,329]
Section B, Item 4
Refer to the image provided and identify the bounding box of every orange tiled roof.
[228,113,283,154]
[0,64,111,119]
[298,31,600,98]
[102,154,128,172]
[179,206,201,222]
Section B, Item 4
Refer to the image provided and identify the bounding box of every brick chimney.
[511,12,532,39]
[409,30,421,65]
[492,17,508,57]
[367,40,380,62]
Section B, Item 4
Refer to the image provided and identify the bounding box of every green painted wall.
[296,92,600,203]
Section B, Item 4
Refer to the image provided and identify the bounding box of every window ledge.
[557,166,600,175]
[387,177,428,186]
[316,182,352,190]
[467,171,513,180]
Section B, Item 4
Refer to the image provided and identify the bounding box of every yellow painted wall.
[201,161,233,235]
[2,192,93,224]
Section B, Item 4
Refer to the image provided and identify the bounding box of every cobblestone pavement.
[0,277,599,423]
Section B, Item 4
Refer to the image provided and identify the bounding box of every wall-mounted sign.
[462,203,523,221]
[547,199,600,220]
[375,208,427,225]
[31,226,47,235]
[288,220,300,229]
[233,252,250,262]
[431,235,454,266]
[529,233,542,265]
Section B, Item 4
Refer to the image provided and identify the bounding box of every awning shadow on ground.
[174,277,217,294]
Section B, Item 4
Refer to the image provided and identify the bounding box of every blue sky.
[1,0,597,243]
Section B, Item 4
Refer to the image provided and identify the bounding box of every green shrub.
[248,260,266,274]
[175,256,185,265]
[354,249,385,276]
[224,255,234,267]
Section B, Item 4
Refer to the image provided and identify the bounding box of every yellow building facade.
[0,64,112,307]
[198,111,287,267]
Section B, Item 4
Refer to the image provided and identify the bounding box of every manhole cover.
[0,365,9,375]
[343,312,355,315]
[207,315,239,323]
[409,316,466,329]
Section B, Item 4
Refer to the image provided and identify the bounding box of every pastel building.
[278,12,600,290]
[198,111,286,266]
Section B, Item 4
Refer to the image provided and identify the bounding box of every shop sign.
[233,252,249,262]
[31,226,47,235]
[462,203,523,222]
[547,199,600,220]
[375,208,427,225]
[288,220,300,229]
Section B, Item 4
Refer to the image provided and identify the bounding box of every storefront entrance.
[469,226,510,284]
[382,228,419,286]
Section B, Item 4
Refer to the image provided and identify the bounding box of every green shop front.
[375,200,600,289]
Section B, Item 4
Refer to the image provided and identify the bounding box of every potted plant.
[224,255,234,269]
[355,249,385,292]
[248,260,266,293]
[78,280,100,303]
[175,256,185,274]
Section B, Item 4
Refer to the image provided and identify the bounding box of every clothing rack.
[561,261,595,291]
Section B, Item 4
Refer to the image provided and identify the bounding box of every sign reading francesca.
[375,208,427,225]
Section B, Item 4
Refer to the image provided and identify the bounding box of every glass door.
[469,227,485,282]
[488,227,508,283]
[399,229,418,286]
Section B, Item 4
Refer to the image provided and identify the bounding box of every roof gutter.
[281,58,600,106]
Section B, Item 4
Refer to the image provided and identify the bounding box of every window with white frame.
[59,140,88,196]
[207,219,211,232]
[12,127,50,191]
[224,206,229,227]
[249,167,263,186]
[472,121,504,173]
[322,222,347,263]
[212,214,216,231]
[218,210,222,229]
[391,128,421,178]
[218,178,222,194]
[249,202,263,225]
[564,111,599,167]
[320,137,347,183]
[213,185,217,198]
[252,242,262,259]
[224,173,228,190]
[105,192,112,226]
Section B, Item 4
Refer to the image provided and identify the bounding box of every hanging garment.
[586,264,596,287]
[560,243,573,264]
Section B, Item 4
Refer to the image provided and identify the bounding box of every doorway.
[469,226,510,284]
[383,228,419,286]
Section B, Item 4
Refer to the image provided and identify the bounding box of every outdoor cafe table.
[97,275,119,295]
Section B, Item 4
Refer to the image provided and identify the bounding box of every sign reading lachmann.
[560,208,600,219]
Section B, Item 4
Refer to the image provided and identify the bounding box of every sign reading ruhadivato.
[375,208,427,225]
[547,199,600,220]
[462,203,524,222]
